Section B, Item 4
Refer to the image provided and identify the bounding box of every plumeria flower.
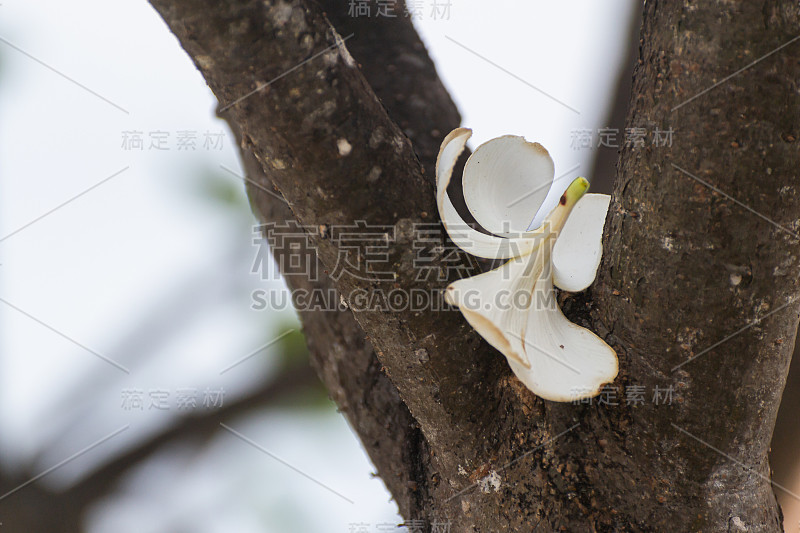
[436,128,618,402]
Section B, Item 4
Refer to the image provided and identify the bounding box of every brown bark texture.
[147,0,800,531]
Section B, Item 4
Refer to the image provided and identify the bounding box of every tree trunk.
[147,0,800,530]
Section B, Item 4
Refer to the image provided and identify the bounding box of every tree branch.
[219,0,468,518]
[589,1,800,529]
[0,364,318,533]
[146,0,800,530]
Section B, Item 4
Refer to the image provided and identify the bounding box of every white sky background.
[0,1,634,532]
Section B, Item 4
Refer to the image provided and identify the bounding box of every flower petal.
[462,135,555,235]
[510,246,618,401]
[552,193,611,292]
[446,239,618,402]
[444,252,541,368]
[444,177,617,402]
[436,128,544,259]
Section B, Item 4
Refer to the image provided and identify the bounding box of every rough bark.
[590,1,800,530]
[222,1,467,518]
[147,0,800,531]
[235,119,431,518]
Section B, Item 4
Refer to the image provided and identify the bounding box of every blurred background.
[0,1,797,531]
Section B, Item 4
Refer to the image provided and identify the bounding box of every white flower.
[436,128,618,402]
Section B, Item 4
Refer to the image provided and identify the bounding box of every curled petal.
[462,135,555,235]
[445,236,617,401]
[435,128,545,259]
[552,193,611,292]
[444,177,617,401]
[445,252,541,368]
[512,244,619,401]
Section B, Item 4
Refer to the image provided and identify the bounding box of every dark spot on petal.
[559,194,567,205]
